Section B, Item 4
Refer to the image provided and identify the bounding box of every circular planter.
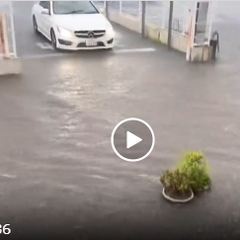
[162,187,194,203]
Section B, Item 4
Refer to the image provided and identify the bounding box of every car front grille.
[74,30,106,38]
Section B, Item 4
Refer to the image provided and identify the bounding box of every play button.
[127,131,142,149]
[111,118,155,162]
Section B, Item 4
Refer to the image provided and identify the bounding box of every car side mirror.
[41,9,50,15]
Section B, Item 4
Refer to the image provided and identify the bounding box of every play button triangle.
[126,131,142,149]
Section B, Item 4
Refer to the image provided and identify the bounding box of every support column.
[105,1,109,19]
[167,1,174,50]
[0,10,21,75]
[186,1,213,62]
[141,1,146,37]
[0,13,9,57]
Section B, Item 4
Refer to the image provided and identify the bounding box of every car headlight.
[57,26,73,38]
[106,25,115,38]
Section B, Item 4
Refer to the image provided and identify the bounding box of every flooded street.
[0,1,240,239]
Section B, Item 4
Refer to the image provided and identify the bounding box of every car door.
[38,1,51,38]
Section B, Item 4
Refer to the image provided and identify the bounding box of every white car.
[31,1,115,50]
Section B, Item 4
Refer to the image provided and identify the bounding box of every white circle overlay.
[111,118,155,162]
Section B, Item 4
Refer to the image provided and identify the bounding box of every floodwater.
[0,1,240,239]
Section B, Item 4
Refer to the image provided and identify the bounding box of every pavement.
[94,1,240,64]
[0,1,240,240]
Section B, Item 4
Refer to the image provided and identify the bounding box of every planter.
[162,187,194,203]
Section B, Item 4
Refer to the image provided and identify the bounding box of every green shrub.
[160,169,192,194]
[177,151,211,193]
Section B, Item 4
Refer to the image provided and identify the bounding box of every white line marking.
[21,47,156,59]
[114,48,156,53]
[22,53,64,59]
[36,42,53,50]
[0,174,16,179]
[90,175,108,180]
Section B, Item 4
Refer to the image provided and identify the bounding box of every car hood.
[53,13,111,31]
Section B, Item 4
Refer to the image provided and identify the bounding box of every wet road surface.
[0,1,240,240]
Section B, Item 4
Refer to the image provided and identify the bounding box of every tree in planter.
[177,151,211,193]
[160,169,193,201]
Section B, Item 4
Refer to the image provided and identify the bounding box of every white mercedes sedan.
[31,1,115,50]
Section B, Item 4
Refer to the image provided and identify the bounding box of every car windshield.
[52,1,99,15]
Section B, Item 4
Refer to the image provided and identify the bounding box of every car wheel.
[50,29,59,51]
[33,16,39,34]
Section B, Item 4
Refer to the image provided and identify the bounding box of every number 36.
[0,224,11,234]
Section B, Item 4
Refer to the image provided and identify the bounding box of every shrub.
[160,169,192,194]
[177,151,211,193]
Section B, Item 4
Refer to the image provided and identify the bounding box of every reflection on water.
[46,59,135,111]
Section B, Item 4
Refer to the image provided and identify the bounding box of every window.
[52,1,99,15]
[39,1,50,9]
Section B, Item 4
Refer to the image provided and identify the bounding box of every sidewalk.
[94,1,240,64]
